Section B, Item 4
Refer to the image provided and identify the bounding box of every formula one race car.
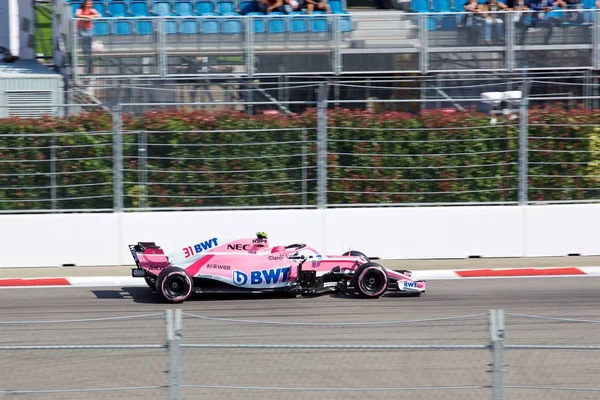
[128,232,426,303]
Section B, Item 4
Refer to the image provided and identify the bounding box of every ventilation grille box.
[6,90,54,118]
[0,59,64,118]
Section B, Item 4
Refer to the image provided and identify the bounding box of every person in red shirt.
[75,0,101,75]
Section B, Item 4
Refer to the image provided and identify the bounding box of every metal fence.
[3,84,600,212]
[66,9,600,79]
[2,309,600,399]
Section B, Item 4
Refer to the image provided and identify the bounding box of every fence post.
[302,128,308,207]
[50,134,57,211]
[518,81,530,206]
[138,130,148,209]
[166,309,182,400]
[489,309,505,400]
[316,83,329,209]
[112,105,123,212]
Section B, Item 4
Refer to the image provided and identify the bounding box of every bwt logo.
[183,238,218,258]
[232,267,291,286]
[403,281,418,288]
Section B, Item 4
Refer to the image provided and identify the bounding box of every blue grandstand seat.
[267,12,286,33]
[309,13,328,32]
[290,13,308,32]
[411,0,429,11]
[452,0,468,10]
[247,12,266,32]
[93,2,106,16]
[202,19,220,33]
[239,0,260,14]
[196,0,215,15]
[175,1,194,15]
[336,12,352,32]
[114,20,132,35]
[165,20,179,33]
[180,19,199,33]
[433,0,450,11]
[130,1,149,16]
[71,2,82,16]
[329,0,344,13]
[154,1,173,15]
[223,18,243,33]
[92,21,109,35]
[217,0,236,14]
[108,2,127,17]
[136,20,153,35]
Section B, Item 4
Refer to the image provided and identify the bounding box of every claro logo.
[268,255,285,260]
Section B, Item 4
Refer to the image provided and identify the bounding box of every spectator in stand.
[259,0,288,13]
[512,0,534,44]
[479,0,508,44]
[526,0,565,44]
[305,0,332,13]
[285,0,303,12]
[463,0,487,43]
[75,0,101,75]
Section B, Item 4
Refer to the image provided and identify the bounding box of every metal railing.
[2,309,600,399]
[68,9,600,78]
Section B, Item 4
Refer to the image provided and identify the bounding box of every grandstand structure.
[48,0,600,112]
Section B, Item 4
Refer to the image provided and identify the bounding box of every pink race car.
[128,233,426,303]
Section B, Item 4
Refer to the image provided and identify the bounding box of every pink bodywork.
[136,237,425,292]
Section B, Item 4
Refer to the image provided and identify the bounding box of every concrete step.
[349,38,421,48]
[354,19,417,30]
[351,29,416,39]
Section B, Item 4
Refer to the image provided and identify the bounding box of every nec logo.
[233,267,291,286]
[228,244,251,251]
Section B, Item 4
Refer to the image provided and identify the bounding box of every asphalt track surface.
[2,273,600,400]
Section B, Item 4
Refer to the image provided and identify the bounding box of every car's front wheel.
[156,267,193,303]
[352,263,388,298]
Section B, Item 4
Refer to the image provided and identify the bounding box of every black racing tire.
[342,250,370,262]
[144,276,156,290]
[155,267,193,303]
[352,262,388,298]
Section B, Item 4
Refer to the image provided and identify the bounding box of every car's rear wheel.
[156,267,193,303]
[352,263,388,298]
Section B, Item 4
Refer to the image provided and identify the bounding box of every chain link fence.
[5,88,600,211]
[2,309,600,399]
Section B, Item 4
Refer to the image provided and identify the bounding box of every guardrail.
[69,9,600,78]
[2,310,600,400]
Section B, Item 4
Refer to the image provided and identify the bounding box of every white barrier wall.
[0,205,598,268]
[0,213,121,267]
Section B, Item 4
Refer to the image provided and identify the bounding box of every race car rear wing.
[129,242,170,272]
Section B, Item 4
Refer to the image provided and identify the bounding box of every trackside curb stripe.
[455,267,587,278]
[0,278,70,287]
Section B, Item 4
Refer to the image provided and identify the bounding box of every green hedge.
[0,106,598,211]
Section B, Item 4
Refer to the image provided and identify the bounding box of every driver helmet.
[256,231,268,239]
